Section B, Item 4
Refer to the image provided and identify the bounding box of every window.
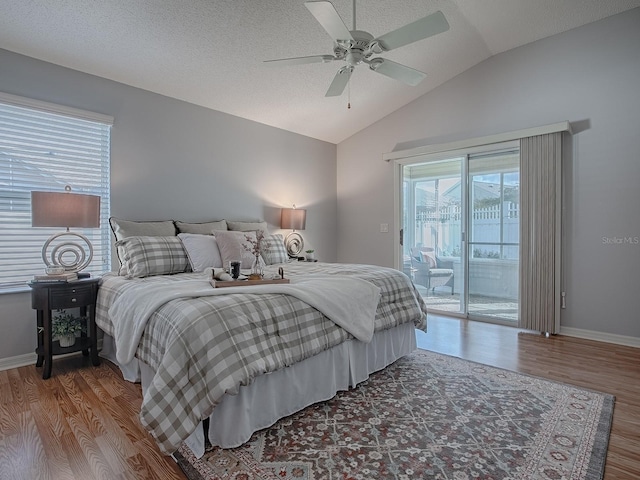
[0,93,112,291]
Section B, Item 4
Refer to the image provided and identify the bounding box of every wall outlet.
[380,223,389,233]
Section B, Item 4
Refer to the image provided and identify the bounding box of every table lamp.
[281,205,306,257]
[31,185,100,277]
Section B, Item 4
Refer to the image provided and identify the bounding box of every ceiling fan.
[264,0,450,97]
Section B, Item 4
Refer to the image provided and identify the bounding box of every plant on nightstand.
[52,310,85,347]
[305,249,315,261]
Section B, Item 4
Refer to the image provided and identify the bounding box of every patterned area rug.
[175,349,614,480]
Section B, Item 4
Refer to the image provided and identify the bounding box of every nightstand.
[28,277,101,379]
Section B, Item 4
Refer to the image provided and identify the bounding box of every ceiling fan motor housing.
[335,30,375,66]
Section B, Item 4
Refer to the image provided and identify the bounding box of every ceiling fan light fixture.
[345,51,364,67]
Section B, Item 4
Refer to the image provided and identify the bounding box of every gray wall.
[337,8,640,338]
[0,49,337,361]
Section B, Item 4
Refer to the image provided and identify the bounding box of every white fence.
[415,202,519,259]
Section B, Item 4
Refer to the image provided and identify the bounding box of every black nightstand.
[28,277,101,379]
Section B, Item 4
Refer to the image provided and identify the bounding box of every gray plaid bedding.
[95,262,427,454]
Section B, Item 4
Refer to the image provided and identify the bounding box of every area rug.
[175,349,614,480]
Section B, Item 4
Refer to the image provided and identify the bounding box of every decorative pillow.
[109,217,176,240]
[226,220,269,235]
[110,218,178,275]
[421,251,438,269]
[213,230,264,269]
[178,233,223,272]
[260,234,289,265]
[115,236,190,278]
[175,220,227,234]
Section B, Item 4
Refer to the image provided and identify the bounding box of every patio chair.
[410,247,454,294]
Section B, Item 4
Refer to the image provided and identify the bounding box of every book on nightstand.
[31,272,78,283]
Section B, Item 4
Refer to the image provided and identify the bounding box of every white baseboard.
[0,353,38,371]
[560,326,640,348]
[0,339,104,372]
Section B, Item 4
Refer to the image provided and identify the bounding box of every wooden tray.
[211,278,290,288]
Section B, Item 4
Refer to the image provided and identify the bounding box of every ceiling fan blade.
[305,1,353,42]
[368,58,426,86]
[375,11,449,52]
[325,67,352,97]
[264,55,336,67]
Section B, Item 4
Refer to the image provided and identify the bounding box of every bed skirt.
[102,322,417,458]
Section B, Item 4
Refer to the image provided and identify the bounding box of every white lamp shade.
[31,191,100,228]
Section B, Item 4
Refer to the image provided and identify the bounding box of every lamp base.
[284,231,304,258]
[42,231,94,275]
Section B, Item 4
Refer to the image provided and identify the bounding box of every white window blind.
[0,93,112,291]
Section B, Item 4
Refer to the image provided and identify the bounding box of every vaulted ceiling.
[1,0,639,143]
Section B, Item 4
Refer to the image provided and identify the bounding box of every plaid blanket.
[96,262,427,454]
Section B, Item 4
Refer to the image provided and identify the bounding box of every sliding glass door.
[401,144,519,324]
[403,158,464,315]
[467,151,519,321]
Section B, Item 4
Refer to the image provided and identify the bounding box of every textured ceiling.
[1,0,639,144]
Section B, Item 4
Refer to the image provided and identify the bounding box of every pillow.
[178,233,223,271]
[109,217,176,241]
[175,220,227,234]
[421,251,438,269]
[110,218,177,275]
[226,220,269,235]
[116,236,190,278]
[260,234,289,265]
[213,230,264,269]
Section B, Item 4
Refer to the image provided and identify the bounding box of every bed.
[96,220,428,459]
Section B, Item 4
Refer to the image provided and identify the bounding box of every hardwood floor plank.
[58,372,108,438]
[0,370,11,404]
[0,402,24,437]
[66,414,118,480]
[60,430,97,480]
[134,437,185,480]
[95,434,128,477]
[125,452,162,480]
[6,369,28,413]
[0,412,52,480]
[30,403,75,480]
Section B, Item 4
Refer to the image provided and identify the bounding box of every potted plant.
[52,310,85,347]
[305,249,315,261]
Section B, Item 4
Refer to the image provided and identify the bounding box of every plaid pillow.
[116,236,190,278]
[260,234,289,265]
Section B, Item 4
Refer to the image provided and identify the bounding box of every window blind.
[0,94,112,291]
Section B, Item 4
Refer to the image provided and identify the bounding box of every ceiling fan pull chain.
[347,76,351,109]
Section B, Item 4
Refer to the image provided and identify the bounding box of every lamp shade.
[31,191,100,228]
[281,207,306,230]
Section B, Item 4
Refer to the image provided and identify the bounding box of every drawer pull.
[71,298,77,303]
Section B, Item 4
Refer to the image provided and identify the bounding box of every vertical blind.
[518,132,562,334]
[0,94,112,290]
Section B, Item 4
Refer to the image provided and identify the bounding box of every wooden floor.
[1,315,638,479]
